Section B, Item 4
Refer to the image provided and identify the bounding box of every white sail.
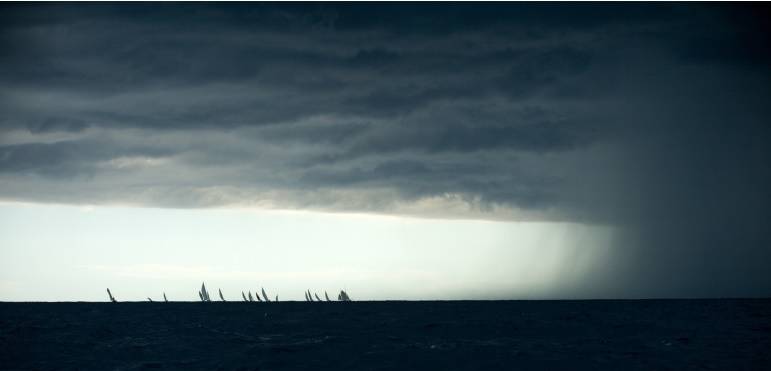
[242,291,248,302]
[248,291,254,302]
[261,287,270,302]
[219,288,226,302]
[325,291,331,301]
[314,293,322,301]
[163,292,168,302]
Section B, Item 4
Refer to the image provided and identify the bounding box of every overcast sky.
[1,4,770,300]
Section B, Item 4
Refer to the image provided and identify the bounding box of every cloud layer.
[2,4,770,296]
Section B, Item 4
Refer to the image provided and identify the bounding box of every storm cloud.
[1,3,770,297]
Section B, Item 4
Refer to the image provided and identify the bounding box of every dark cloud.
[0,139,173,177]
[1,3,770,297]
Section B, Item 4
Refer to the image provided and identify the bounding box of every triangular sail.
[325,291,331,301]
[248,291,254,302]
[261,288,271,302]
[314,293,322,301]
[242,291,248,302]
[219,288,226,302]
[164,292,168,302]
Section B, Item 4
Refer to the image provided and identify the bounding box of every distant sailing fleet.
[105,282,352,303]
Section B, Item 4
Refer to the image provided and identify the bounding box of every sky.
[1,3,770,300]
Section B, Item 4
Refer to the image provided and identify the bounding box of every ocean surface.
[1,299,770,370]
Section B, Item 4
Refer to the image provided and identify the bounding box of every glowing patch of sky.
[0,203,613,301]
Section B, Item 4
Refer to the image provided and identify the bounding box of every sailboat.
[325,291,331,302]
[314,293,322,301]
[163,292,168,302]
[242,291,248,302]
[200,282,211,302]
[218,288,226,302]
[106,288,117,303]
[261,287,271,302]
[248,291,255,302]
[338,290,351,302]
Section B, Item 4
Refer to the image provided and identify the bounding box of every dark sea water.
[1,300,770,370]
